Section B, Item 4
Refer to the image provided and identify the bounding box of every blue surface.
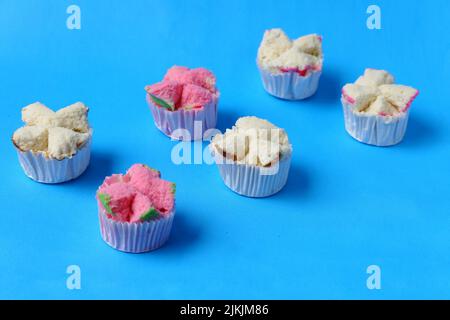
[1,0,449,299]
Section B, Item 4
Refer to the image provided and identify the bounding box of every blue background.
[1,0,449,299]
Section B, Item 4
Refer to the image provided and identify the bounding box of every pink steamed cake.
[145,179,175,215]
[180,84,213,110]
[125,164,160,195]
[163,65,190,82]
[146,65,217,111]
[145,81,183,110]
[179,68,217,93]
[97,182,136,222]
[126,164,175,214]
[129,192,158,223]
[126,163,160,180]
[97,164,175,223]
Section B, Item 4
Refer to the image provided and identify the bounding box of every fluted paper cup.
[258,65,321,100]
[15,137,91,184]
[98,205,175,253]
[146,94,218,141]
[342,99,409,146]
[211,146,292,198]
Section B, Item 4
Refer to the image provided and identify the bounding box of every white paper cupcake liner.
[15,138,91,184]
[211,147,292,197]
[258,65,321,100]
[146,94,218,141]
[98,206,175,253]
[342,99,409,146]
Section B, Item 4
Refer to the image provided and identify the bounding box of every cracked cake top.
[342,69,419,117]
[257,28,323,76]
[12,102,91,160]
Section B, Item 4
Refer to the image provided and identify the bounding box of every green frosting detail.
[98,193,114,216]
[149,93,174,111]
[140,207,159,222]
[171,183,176,195]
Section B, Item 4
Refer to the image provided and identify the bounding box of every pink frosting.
[97,164,175,222]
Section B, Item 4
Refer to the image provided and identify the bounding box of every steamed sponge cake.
[22,102,55,126]
[293,34,322,57]
[54,102,90,133]
[236,116,290,148]
[99,174,130,190]
[146,179,175,215]
[98,183,136,222]
[13,101,92,163]
[126,164,161,195]
[12,126,48,153]
[126,163,160,180]
[379,84,419,112]
[180,68,217,93]
[257,29,323,74]
[21,101,89,133]
[257,28,292,63]
[355,69,395,87]
[126,164,175,216]
[213,130,249,161]
[236,116,278,130]
[47,127,90,160]
[180,84,213,110]
[342,68,418,117]
[342,84,379,112]
[163,66,217,93]
[365,96,399,116]
[145,81,183,111]
[130,192,158,223]
[163,65,190,82]
[211,116,292,167]
[97,164,176,222]
[270,49,319,73]
[146,65,218,112]
[255,139,281,166]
